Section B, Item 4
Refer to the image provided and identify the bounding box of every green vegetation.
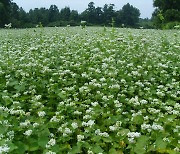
[0,0,11,27]
[1,0,180,29]
[152,0,180,29]
[0,27,179,153]
[0,1,141,28]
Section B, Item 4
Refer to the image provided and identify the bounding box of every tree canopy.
[153,0,180,28]
[119,3,140,27]
[0,0,11,26]
[0,1,142,28]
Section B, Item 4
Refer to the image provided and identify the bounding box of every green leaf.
[28,137,39,151]
[166,100,175,106]
[134,136,149,154]
[29,144,39,151]
[40,128,50,136]
[15,141,28,154]
[109,148,124,154]
[82,141,90,149]
[58,92,66,99]
[109,148,117,154]
[8,80,19,86]
[102,137,112,143]
[157,149,176,154]
[38,128,50,148]
[0,125,6,134]
[38,135,49,148]
[2,96,13,105]
[155,137,167,150]
[133,115,143,125]
[93,145,104,153]
[8,142,18,152]
[52,144,61,153]
[92,136,101,142]
[69,144,82,154]
[14,84,25,92]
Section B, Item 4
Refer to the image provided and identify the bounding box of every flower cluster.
[127,132,141,143]
[0,144,10,153]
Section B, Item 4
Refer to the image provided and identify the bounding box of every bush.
[163,21,180,29]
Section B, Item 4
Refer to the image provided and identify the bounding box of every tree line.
[0,0,141,28]
[0,0,179,29]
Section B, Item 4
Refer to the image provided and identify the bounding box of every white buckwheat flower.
[71,122,78,129]
[77,135,85,142]
[46,151,56,154]
[24,130,32,136]
[46,138,56,148]
[87,120,95,127]
[127,132,141,138]
[64,128,72,134]
[152,123,163,131]
[109,126,117,131]
[0,144,10,153]
[33,122,39,128]
[38,111,46,117]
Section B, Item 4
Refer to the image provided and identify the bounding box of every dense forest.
[152,0,180,29]
[0,0,179,29]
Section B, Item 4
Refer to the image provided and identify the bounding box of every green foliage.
[0,27,179,153]
[134,136,149,154]
[0,1,141,28]
[138,18,154,29]
[49,5,59,22]
[119,3,140,27]
[0,0,11,26]
[162,21,180,29]
[153,0,180,11]
[102,4,116,26]
[153,0,180,29]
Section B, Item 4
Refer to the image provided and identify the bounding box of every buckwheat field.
[0,27,179,154]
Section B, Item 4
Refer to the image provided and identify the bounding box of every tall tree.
[28,8,49,26]
[60,7,71,21]
[0,0,11,27]
[95,7,103,24]
[119,3,140,27]
[70,10,79,21]
[10,2,19,20]
[102,4,116,25]
[81,2,96,24]
[9,2,20,27]
[87,2,96,23]
[49,5,59,22]
[153,0,180,11]
[18,7,29,26]
[153,0,180,27]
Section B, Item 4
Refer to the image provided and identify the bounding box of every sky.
[13,0,154,18]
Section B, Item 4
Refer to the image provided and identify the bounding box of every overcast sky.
[13,0,154,18]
